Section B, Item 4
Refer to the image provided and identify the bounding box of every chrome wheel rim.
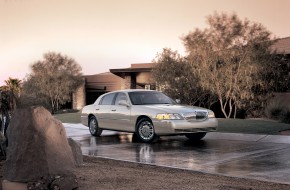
[138,121,154,140]
[89,118,97,134]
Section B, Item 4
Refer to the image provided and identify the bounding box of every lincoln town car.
[81,89,218,143]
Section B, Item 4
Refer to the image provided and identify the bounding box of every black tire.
[185,132,207,141]
[88,116,103,137]
[135,118,156,143]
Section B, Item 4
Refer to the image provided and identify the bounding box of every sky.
[1,0,290,86]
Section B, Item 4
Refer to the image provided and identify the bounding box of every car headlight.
[156,113,183,120]
[208,111,215,118]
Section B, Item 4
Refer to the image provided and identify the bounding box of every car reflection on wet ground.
[64,123,290,185]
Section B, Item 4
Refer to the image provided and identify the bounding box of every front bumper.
[81,114,89,127]
[153,118,218,135]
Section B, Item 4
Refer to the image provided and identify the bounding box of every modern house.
[273,37,290,85]
[73,63,154,109]
[73,37,290,110]
[270,37,290,104]
[271,37,290,55]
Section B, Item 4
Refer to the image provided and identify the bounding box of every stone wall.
[121,75,136,89]
[72,80,86,110]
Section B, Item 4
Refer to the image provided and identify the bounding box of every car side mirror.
[118,100,130,107]
[175,99,181,104]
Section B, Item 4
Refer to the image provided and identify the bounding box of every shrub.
[54,109,79,114]
[264,99,284,120]
[265,99,290,124]
[280,106,290,124]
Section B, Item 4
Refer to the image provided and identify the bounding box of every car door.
[109,92,132,132]
[97,92,116,129]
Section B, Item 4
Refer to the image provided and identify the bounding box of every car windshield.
[128,91,176,105]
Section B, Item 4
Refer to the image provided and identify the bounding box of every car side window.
[115,93,127,105]
[99,93,115,105]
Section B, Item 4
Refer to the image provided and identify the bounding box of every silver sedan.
[81,89,218,143]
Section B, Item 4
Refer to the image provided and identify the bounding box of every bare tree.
[22,52,83,113]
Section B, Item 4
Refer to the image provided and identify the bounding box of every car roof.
[95,89,157,103]
[106,89,156,93]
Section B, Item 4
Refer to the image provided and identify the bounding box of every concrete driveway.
[64,123,290,185]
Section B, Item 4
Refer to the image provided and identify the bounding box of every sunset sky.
[1,0,290,86]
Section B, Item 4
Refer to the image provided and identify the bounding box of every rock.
[50,174,78,190]
[4,106,76,185]
[27,175,78,190]
[68,138,83,166]
[0,132,6,157]
[2,180,27,190]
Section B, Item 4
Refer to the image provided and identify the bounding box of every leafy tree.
[22,52,83,112]
[182,12,277,118]
[152,48,217,107]
[272,54,290,92]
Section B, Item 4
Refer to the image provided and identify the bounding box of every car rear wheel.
[136,118,156,143]
[89,116,103,137]
[185,132,207,141]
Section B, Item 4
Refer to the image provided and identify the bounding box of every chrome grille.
[182,112,196,120]
[182,111,208,121]
[196,111,207,120]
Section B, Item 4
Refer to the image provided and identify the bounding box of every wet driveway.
[64,123,290,185]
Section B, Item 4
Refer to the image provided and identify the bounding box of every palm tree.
[4,77,21,111]
[0,88,9,156]
[0,87,9,133]
[0,78,21,135]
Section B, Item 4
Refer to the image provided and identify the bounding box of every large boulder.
[4,106,77,185]
[68,138,83,166]
[0,132,6,157]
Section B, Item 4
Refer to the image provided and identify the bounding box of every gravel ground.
[74,156,290,190]
[1,156,290,190]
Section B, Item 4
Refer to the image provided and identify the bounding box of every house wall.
[136,72,153,84]
[121,75,137,89]
[273,92,290,107]
[122,75,131,89]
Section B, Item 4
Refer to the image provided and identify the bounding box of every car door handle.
[111,109,116,111]
[95,108,99,110]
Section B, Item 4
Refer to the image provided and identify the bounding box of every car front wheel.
[89,116,103,137]
[135,118,156,143]
[185,132,207,141]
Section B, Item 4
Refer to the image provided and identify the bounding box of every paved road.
[64,123,290,185]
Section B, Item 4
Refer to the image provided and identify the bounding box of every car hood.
[143,104,210,113]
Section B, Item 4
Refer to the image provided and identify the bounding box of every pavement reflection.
[64,124,290,185]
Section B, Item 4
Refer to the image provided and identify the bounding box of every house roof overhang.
[271,37,290,54]
[110,67,153,78]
